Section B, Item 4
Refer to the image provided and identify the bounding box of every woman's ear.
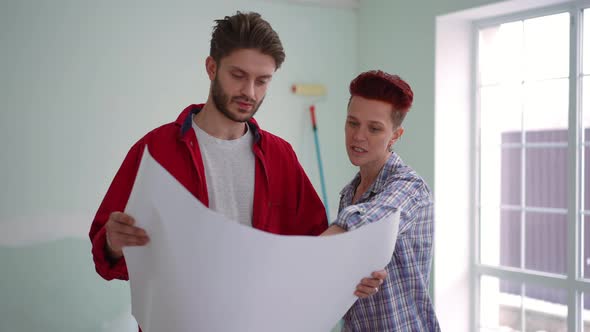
[391,126,404,145]
[387,127,404,152]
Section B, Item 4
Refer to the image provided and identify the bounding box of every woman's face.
[345,96,401,170]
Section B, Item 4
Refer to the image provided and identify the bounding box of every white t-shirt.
[192,120,255,227]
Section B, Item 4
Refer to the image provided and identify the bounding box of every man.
[89,11,385,329]
[322,70,440,331]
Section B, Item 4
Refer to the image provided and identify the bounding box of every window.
[475,5,589,332]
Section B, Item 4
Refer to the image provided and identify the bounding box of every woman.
[322,70,440,331]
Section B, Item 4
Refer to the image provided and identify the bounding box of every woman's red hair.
[349,70,413,113]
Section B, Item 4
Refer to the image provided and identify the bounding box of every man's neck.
[194,101,247,140]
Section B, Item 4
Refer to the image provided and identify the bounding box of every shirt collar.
[340,152,401,198]
[178,104,262,144]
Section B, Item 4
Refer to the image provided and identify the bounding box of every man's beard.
[211,76,264,123]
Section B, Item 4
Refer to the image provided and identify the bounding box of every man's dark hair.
[210,11,285,69]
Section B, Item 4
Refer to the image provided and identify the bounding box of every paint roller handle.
[309,105,317,129]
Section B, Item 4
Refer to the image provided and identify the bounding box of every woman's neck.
[353,154,389,203]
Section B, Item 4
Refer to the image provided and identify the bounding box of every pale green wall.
[0,1,355,330]
[0,0,356,223]
[1,0,524,330]
[1,240,133,331]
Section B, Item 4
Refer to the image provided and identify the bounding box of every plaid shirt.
[334,152,440,332]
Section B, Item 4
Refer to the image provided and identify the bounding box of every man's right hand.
[105,211,150,260]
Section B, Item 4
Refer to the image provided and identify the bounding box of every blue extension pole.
[309,105,329,221]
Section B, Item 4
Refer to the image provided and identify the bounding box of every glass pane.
[500,210,521,268]
[585,77,590,140]
[479,22,524,85]
[582,77,590,211]
[498,21,525,84]
[481,85,523,148]
[523,79,569,143]
[480,205,500,266]
[479,26,501,85]
[585,216,590,279]
[523,13,570,80]
[524,284,567,332]
[584,293,590,331]
[501,147,521,205]
[584,9,589,75]
[481,84,523,210]
[481,279,569,332]
[481,147,501,210]
[586,143,590,211]
[525,212,567,275]
[480,276,522,332]
[585,77,589,211]
[481,208,521,267]
[525,147,568,209]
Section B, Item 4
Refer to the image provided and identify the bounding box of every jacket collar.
[176,104,262,144]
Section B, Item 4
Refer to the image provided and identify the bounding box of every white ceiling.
[263,0,360,9]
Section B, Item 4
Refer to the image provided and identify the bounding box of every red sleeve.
[293,150,329,236]
[89,141,145,280]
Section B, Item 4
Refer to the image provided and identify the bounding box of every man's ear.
[205,56,217,81]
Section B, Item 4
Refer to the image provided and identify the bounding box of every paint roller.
[291,83,329,220]
[291,84,326,96]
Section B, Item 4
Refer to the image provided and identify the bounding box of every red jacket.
[89,104,328,281]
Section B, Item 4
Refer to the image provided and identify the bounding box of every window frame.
[472,2,589,331]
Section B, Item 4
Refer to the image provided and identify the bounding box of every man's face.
[208,49,276,123]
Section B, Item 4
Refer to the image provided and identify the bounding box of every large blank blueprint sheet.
[124,148,400,332]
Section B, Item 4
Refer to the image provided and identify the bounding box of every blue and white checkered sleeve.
[332,190,402,231]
